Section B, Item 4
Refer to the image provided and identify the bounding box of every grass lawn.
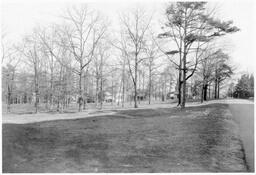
[3,103,247,173]
[2,100,175,115]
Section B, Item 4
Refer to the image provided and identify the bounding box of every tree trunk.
[214,78,217,99]
[158,79,161,101]
[83,69,88,110]
[138,70,141,104]
[78,70,83,112]
[148,66,152,105]
[201,85,204,103]
[96,76,99,107]
[177,78,181,106]
[99,57,103,109]
[6,69,15,112]
[134,83,138,108]
[50,57,54,110]
[122,62,125,107]
[7,85,11,113]
[181,50,187,108]
[163,74,167,101]
[35,81,39,113]
[177,46,182,106]
[134,59,138,108]
[181,70,186,108]
[203,84,208,101]
[142,71,145,95]
[57,66,63,112]
[100,77,103,109]
[34,65,39,114]
[217,79,220,99]
[181,15,188,109]
[208,83,211,100]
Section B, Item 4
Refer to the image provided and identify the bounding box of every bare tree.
[93,42,110,109]
[39,25,76,112]
[40,26,59,110]
[2,46,20,112]
[2,63,19,112]
[144,38,162,104]
[1,31,22,112]
[120,7,152,108]
[40,5,107,111]
[196,48,233,102]
[17,31,43,113]
[213,50,233,99]
[110,36,129,107]
[198,48,218,102]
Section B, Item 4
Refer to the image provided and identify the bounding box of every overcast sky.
[1,0,255,75]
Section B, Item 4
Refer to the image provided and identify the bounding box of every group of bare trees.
[159,2,239,108]
[2,2,239,113]
[38,6,108,111]
[195,48,233,102]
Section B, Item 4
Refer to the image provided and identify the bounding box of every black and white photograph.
[1,0,255,173]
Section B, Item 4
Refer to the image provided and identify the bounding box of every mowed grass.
[3,104,247,173]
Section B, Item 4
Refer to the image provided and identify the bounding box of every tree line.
[2,2,239,113]
[228,74,254,99]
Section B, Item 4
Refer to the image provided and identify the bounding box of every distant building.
[104,92,113,102]
[167,91,177,99]
[137,89,147,101]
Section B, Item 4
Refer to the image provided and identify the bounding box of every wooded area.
[2,2,241,113]
[228,73,254,99]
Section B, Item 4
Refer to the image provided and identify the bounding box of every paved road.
[229,102,254,172]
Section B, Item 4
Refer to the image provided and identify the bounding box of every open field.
[3,103,248,173]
